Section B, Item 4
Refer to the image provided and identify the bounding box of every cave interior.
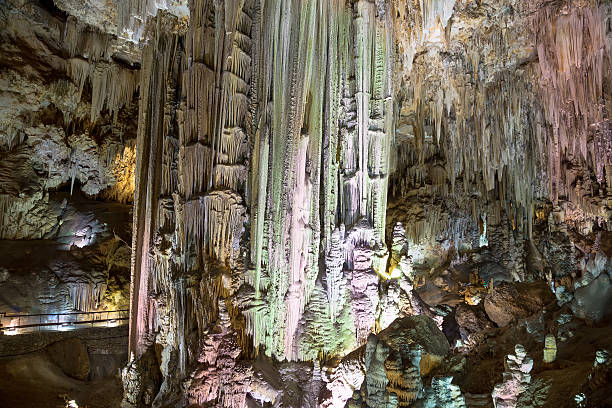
[0,0,611,407]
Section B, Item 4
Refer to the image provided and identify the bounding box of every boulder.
[47,338,90,380]
[379,315,450,376]
[455,304,493,340]
[570,273,612,321]
[484,281,554,327]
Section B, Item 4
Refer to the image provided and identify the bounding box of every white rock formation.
[492,345,533,408]
[417,376,466,408]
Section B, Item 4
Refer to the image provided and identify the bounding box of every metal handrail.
[0,317,129,330]
[0,309,129,333]
[0,309,129,319]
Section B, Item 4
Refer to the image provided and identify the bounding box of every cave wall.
[123,0,612,405]
[1,0,611,406]
[129,0,397,384]
[0,0,138,315]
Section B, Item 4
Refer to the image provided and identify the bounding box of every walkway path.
[0,310,128,335]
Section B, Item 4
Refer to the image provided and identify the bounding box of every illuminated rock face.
[320,315,450,408]
[11,0,604,406]
[2,0,612,407]
[0,0,137,319]
[119,0,610,406]
[129,0,395,371]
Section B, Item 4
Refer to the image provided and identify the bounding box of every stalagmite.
[543,334,557,363]
[492,344,533,408]
[418,376,466,408]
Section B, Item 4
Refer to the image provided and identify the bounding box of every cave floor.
[0,350,123,408]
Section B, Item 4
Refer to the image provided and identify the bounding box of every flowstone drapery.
[128,0,396,381]
[122,0,612,406]
[243,0,395,361]
[3,0,612,406]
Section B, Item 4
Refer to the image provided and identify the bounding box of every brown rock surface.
[47,338,90,380]
[455,303,494,340]
[379,315,450,376]
[121,345,161,408]
[484,281,555,327]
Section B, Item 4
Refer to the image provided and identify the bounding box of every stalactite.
[391,1,610,248]
[104,141,137,203]
[162,136,179,195]
[67,282,107,312]
[394,0,456,79]
[392,9,551,244]
[326,228,346,323]
[242,0,394,361]
[63,16,112,61]
[532,3,611,211]
[184,191,246,265]
[181,0,252,271]
[117,0,190,42]
[89,63,140,123]
[419,0,455,45]
[66,59,140,123]
[296,279,355,361]
[66,58,90,100]
[181,142,213,199]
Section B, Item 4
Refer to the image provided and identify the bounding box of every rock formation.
[321,314,449,408]
[0,0,611,407]
[417,376,466,408]
[491,345,533,408]
[543,334,556,364]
